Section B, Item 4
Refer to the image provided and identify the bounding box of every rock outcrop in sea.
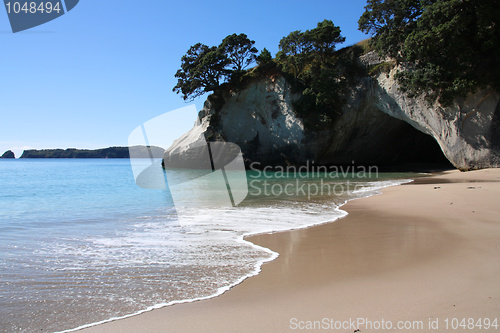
[1,150,15,159]
[165,52,500,171]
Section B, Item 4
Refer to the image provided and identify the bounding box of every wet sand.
[79,169,500,332]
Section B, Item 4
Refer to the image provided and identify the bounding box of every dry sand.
[79,169,500,333]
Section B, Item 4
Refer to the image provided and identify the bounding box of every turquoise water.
[0,159,416,332]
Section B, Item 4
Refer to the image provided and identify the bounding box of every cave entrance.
[377,119,454,171]
[317,108,453,172]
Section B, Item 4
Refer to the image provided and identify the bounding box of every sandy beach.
[79,169,500,333]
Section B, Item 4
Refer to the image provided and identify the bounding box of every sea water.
[0,159,415,332]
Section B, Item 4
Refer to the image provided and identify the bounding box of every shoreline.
[78,169,500,333]
[64,180,361,332]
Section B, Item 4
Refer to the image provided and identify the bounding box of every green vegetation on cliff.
[172,19,364,130]
[173,0,499,108]
[359,0,500,105]
[172,33,257,101]
[276,20,365,129]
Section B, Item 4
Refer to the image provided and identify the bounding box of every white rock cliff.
[375,68,500,170]
[165,60,500,170]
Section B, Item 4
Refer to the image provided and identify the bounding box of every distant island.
[1,150,15,158]
[7,146,165,159]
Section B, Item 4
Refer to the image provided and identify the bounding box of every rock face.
[204,76,307,166]
[374,69,500,170]
[1,150,15,159]
[164,57,500,170]
[165,76,448,169]
[303,76,450,167]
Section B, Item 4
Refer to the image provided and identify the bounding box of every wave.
[56,178,411,333]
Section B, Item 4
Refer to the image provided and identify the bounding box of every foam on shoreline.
[60,178,412,333]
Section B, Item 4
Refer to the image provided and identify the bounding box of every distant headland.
[0,146,164,159]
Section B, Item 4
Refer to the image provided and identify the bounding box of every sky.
[0,0,370,157]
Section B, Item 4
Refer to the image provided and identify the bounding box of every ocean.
[0,159,416,332]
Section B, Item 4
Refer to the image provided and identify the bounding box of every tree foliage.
[276,20,348,128]
[256,48,272,65]
[277,30,312,78]
[173,34,258,100]
[359,0,500,104]
[219,33,258,72]
[358,0,425,59]
[173,43,229,100]
[308,19,346,61]
[277,20,345,78]
[276,20,346,78]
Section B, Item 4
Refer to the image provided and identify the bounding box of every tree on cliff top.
[173,43,229,100]
[277,30,312,78]
[219,33,258,72]
[359,0,500,104]
[277,20,345,78]
[358,0,425,59]
[256,48,273,66]
[308,19,346,62]
[173,34,258,100]
[276,20,348,129]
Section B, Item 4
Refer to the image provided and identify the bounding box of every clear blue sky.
[0,0,369,157]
